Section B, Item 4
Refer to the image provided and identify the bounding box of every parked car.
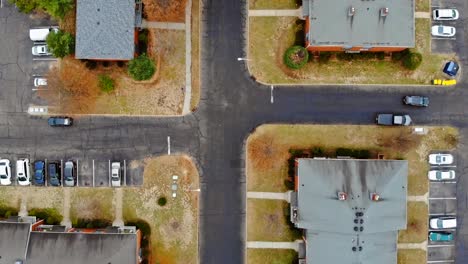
[16,158,30,186]
[33,160,45,185]
[430,217,456,229]
[29,27,59,41]
[48,117,73,127]
[429,231,454,242]
[433,9,459,20]
[428,170,455,181]
[48,161,61,187]
[376,114,412,126]
[33,77,47,87]
[64,161,75,187]
[443,61,459,77]
[428,153,454,165]
[32,44,52,56]
[403,96,429,107]
[0,159,12,186]
[111,162,121,187]
[431,25,456,37]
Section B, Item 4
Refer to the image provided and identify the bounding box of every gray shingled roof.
[303,0,415,48]
[295,159,408,264]
[75,0,135,60]
[0,222,31,263]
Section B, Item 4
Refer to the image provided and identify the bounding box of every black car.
[48,116,73,127]
[48,161,61,186]
[33,160,45,185]
[443,61,459,77]
[403,96,429,107]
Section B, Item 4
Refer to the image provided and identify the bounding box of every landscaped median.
[245,124,457,263]
[248,16,456,85]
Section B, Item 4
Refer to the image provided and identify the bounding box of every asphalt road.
[2,0,468,263]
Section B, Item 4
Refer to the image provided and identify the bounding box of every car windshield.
[437,220,443,228]
[436,171,441,178]
[438,27,444,34]
[0,175,7,179]
[18,176,26,181]
[452,10,456,17]
[65,168,72,177]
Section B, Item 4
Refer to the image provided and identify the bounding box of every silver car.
[111,162,121,187]
[64,161,75,187]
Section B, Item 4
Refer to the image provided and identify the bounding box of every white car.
[431,26,456,37]
[16,159,30,186]
[0,159,12,185]
[428,170,455,181]
[433,9,459,20]
[428,153,453,165]
[430,217,456,229]
[32,45,52,56]
[33,77,47,87]
[111,162,121,187]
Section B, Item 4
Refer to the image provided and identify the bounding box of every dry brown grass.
[70,188,114,221]
[143,0,187,22]
[190,0,201,111]
[59,7,76,35]
[398,202,428,243]
[398,249,427,264]
[247,249,298,264]
[247,125,458,195]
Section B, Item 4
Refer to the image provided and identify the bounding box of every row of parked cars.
[431,9,459,38]
[428,153,455,181]
[30,27,57,56]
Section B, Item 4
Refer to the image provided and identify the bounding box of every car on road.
[48,116,73,127]
[48,161,61,187]
[428,153,454,165]
[428,169,455,181]
[33,77,47,87]
[430,217,457,229]
[111,162,121,187]
[431,25,456,37]
[0,159,12,186]
[403,96,429,107]
[64,161,75,187]
[433,9,459,20]
[376,114,412,126]
[33,160,45,185]
[16,159,30,186]
[429,231,454,242]
[443,61,459,77]
[32,44,52,56]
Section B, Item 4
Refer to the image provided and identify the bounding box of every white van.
[16,158,30,186]
[433,9,459,20]
[29,27,59,42]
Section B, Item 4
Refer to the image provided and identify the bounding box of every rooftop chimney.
[348,7,355,17]
[380,7,389,17]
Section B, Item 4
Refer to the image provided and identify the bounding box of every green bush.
[46,30,75,58]
[284,179,295,190]
[0,205,19,219]
[98,75,115,93]
[318,52,332,63]
[9,0,73,18]
[402,52,423,70]
[337,52,356,61]
[29,208,63,225]
[128,54,156,81]
[283,46,309,69]
[8,0,38,13]
[360,52,376,60]
[335,148,371,159]
[74,218,111,228]
[311,146,325,157]
[376,52,386,60]
[125,219,151,236]
[392,49,410,61]
[157,197,167,206]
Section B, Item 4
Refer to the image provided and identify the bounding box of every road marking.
[427,244,455,248]
[167,136,171,155]
[76,159,79,187]
[123,160,127,186]
[108,160,111,186]
[32,88,48,91]
[92,160,95,187]
[0,0,3,8]
[429,212,456,216]
[427,261,454,263]
[432,37,456,40]
[429,229,456,232]
[45,158,48,187]
[60,159,63,187]
[32,57,58,61]
[270,85,274,104]
[431,181,456,184]
[429,197,457,200]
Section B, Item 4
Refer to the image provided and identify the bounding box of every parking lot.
[431,0,465,55]
[0,153,144,187]
[428,152,457,263]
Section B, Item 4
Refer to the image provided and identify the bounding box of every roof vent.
[380,7,389,17]
[370,193,380,201]
[352,247,357,252]
[338,192,347,201]
[348,7,355,16]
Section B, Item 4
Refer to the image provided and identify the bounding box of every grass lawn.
[398,249,427,264]
[398,202,428,243]
[69,188,114,222]
[249,0,299,9]
[248,17,456,85]
[247,199,302,241]
[416,0,430,12]
[247,125,458,195]
[247,249,298,264]
[191,0,201,111]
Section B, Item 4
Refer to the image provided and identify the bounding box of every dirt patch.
[398,202,428,243]
[69,188,114,221]
[143,0,187,22]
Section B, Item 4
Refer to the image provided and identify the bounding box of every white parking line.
[45,158,48,187]
[431,165,457,168]
[429,213,456,216]
[32,57,58,61]
[60,160,63,188]
[429,197,457,200]
[108,160,111,186]
[427,244,454,248]
[427,260,454,263]
[123,160,127,186]
[92,160,95,187]
[270,85,274,104]
[167,136,171,155]
[431,181,456,184]
[429,229,456,232]
[76,159,79,187]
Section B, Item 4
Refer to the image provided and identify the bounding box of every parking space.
[430,1,465,54]
[428,245,455,263]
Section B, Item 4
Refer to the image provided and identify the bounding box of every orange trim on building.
[31,219,44,231]
[306,45,406,52]
[136,229,142,263]
[294,159,299,192]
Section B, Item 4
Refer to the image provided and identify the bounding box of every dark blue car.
[48,162,61,186]
[34,160,45,185]
[443,61,459,76]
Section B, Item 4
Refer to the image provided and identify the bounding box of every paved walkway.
[141,20,185,30]
[248,9,301,17]
[182,0,193,114]
[247,191,291,202]
[408,192,429,204]
[398,241,427,250]
[247,241,300,251]
[415,12,431,19]
[112,188,124,227]
[19,197,27,217]
[60,188,71,228]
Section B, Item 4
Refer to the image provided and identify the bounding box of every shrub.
[283,46,309,69]
[318,52,332,64]
[335,148,371,159]
[8,0,38,13]
[46,29,75,58]
[311,146,325,157]
[98,75,115,93]
[0,205,19,218]
[360,52,376,60]
[125,219,151,236]
[85,60,97,70]
[376,52,385,60]
[102,61,110,67]
[40,0,74,19]
[128,54,156,81]
[157,197,167,206]
[284,179,294,190]
[117,61,126,68]
[403,52,423,70]
[337,52,356,61]
[74,218,111,228]
[29,208,63,225]
[392,49,410,61]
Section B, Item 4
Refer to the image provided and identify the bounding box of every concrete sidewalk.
[247,191,291,202]
[397,241,427,250]
[248,9,301,17]
[415,12,430,19]
[247,241,301,251]
[182,0,193,114]
[141,20,185,30]
[408,192,429,204]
